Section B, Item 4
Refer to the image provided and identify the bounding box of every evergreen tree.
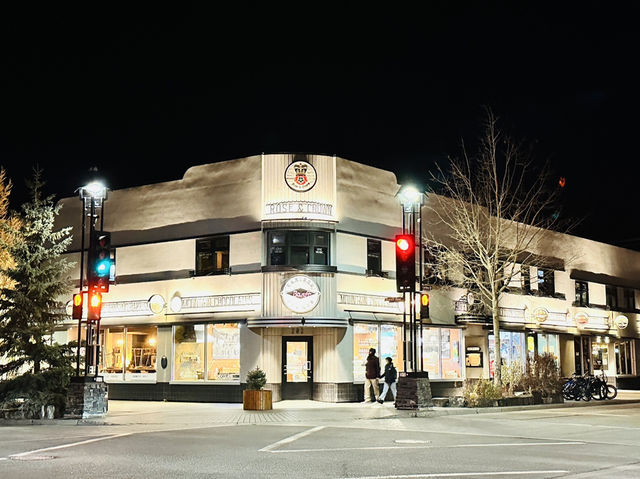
[0,168,74,378]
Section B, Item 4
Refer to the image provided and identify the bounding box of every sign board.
[465,346,483,367]
[280,275,321,314]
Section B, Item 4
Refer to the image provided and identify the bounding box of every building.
[54,153,640,402]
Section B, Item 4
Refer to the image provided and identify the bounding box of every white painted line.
[269,441,584,453]
[259,425,325,452]
[8,433,132,458]
[395,439,429,444]
[340,471,569,479]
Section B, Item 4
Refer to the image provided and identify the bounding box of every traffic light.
[395,234,416,292]
[89,231,112,292]
[87,290,102,321]
[420,292,430,319]
[72,293,83,320]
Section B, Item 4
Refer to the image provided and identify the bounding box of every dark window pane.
[313,233,328,246]
[270,246,286,265]
[196,236,229,275]
[367,239,381,273]
[606,285,617,309]
[312,247,328,265]
[290,246,309,264]
[290,232,309,245]
[271,232,286,245]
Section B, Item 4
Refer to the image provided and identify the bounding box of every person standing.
[378,357,397,404]
[363,348,381,403]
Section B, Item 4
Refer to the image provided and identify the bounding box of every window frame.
[267,230,331,267]
[575,280,589,307]
[195,235,230,276]
[537,268,555,296]
[366,239,382,275]
[171,322,241,384]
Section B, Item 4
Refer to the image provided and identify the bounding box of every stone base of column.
[65,376,108,419]
[395,372,433,410]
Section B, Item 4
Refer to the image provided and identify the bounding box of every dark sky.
[1,4,638,248]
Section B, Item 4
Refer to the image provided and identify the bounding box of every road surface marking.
[340,472,569,479]
[8,433,132,459]
[267,440,584,453]
[259,425,325,452]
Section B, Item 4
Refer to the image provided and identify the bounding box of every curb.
[392,398,640,418]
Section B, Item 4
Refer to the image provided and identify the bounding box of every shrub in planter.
[521,353,563,398]
[463,379,504,407]
[243,367,271,410]
[501,360,524,396]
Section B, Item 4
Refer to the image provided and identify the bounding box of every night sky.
[1,4,638,249]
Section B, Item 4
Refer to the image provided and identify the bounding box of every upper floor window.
[575,281,589,307]
[268,230,329,266]
[366,239,382,275]
[606,285,618,309]
[623,288,635,310]
[537,268,555,296]
[196,236,229,275]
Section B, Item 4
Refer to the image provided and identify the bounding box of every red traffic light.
[396,238,410,251]
[395,234,416,292]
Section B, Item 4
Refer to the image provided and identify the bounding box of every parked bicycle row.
[563,372,618,401]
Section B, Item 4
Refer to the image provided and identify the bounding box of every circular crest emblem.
[280,275,321,313]
[148,294,166,314]
[285,161,317,193]
[575,312,589,327]
[533,307,549,323]
[615,314,629,330]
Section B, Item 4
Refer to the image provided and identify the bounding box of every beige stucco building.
[54,153,640,402]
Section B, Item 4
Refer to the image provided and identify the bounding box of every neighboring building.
[53,153,640,402]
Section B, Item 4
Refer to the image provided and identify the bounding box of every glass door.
[281,337,313,399]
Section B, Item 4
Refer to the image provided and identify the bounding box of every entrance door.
[574,336,592,375]
[282,337,313,399]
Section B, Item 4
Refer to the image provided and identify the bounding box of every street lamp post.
[76,181,108,377]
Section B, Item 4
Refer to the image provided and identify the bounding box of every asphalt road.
[1,401,640,478]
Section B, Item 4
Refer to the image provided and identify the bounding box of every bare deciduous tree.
[425,110,566,385]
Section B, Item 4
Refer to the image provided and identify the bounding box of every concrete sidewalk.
[3,389,640,427]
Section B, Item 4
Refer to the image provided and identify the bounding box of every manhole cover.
[395,439,429,444]
[11,455,55,461]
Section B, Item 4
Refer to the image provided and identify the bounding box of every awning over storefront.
[247,317,349,328]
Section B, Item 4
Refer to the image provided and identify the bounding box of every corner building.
[55,154,640,402]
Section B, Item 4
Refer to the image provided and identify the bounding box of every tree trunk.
[492,300,502,386]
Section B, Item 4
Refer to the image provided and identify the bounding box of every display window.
[537,333,559,361]
[173,323,241,382]
[615,339,634,375]
[353,323,404,382]
[422,327,463,380]
[591,339,609,372]
[206,323,240,382]
[100,326,157,382]
[489,331,526,377]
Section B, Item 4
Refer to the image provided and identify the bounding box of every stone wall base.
[395,373,433,409]
[65,377,108,419]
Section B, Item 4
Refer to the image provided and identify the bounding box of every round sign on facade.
[148,294,166,314]
[533,307,549,323]
[280,275,321,313]
[170,295,183,313]
[615,314,629,330]
[284,161,317,193]
[575,312,589,327]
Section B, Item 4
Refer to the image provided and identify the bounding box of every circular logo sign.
[575,312,589,326]
[615,314,629,329]
[280,275,321,313]
[148,294,166,314]
[285,161,317,192]
[533,307,549,323]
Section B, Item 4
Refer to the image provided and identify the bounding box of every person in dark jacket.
[378,357,397,404]
[363,348,381,403]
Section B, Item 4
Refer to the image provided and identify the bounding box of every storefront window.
[615,340,634,375]
[489,331,526,377]
[591,340,609,372]
[206,323,240,382]
[125,326,157,381]
[379,324,403,369]
[100,327,125,381]
[353,324,379,382]
[537,333,559,361]
[421,327,463,380]
[174,324,205,381]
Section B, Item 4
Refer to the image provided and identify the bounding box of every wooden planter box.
[243,389,273,410]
